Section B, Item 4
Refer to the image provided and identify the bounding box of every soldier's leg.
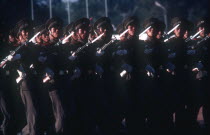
[0,92,10,135]
[20,80,37,135]
[49,90,65,134]
[203,82,210,134]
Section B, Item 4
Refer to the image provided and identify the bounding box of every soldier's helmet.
[73,17,90,32]
[116,23,124,34]
[93,17,113,34]
[45,17,63,31]
[143,17,160,29]
[123,16,140,30]
[34,24,48,35]
[196,17,210,33]
[63,22,74,36]
[15,18,33,37]
[170,17,189,29]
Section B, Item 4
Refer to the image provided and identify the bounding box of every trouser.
[135,78,169,135]
[0,91,10,135]
[49,90,65,134]
[203,80,210,134]
[20,79,37,135]
[44,78,65,135]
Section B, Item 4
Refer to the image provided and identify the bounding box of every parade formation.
[0,16,210,135]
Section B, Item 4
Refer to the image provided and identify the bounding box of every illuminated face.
[21,29,29,40]
[146,27,158,38]
[199,27,205,38]
[8,35,15,43]
[156,31,163,40]
[183,30,189,39]
[50,27,59,38]
[41,33,50,43]
[97,25,112,40]
[77,27,89,42]
[128,25,136,36]
[35,35,42,44]
[174,26,186,38]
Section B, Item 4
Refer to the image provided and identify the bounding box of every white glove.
[120,70,127,77]
[121,63,133,73]
[166,62,176,72]
[38,56,47,63]
[7,55,14,61]
[16,69,26,83]
[192,62,204,72]
[43,68,54,83]
[145,65,155,74]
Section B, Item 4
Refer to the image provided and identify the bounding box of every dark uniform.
[0,33,17,135]
[41,17,65,135]
[138,18,168,135]
[165,17,192,134]
[10,19,39,135]
[89,17,116,135]
[194,17,210,134]
[59,18,91,135]
[111,16,144,135]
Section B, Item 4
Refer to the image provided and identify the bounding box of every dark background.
[0,0,209,31]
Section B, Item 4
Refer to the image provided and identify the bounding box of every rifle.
[190,35,210,49]
[97,29,129,54]
[164,24,181,42]
[185,30,203,42]
[54,32,74,46]
[0,32,40,68]
[70,33,104,57]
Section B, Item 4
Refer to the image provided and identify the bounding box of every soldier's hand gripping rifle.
[68,33,104,61]
[96,29,129,56]
[164,23,181,42]
[185,30,203,42]
[189,34,210,49]
[54,32,74,46]
[139,26,152,38]
[0,32,41,68]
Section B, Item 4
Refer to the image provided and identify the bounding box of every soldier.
[165,17,191,134]
[111,16,143,135]
[91,17,116,135]
[6,19,38,135]
[60,18,91,135]
[0,24,18,135]
[39,17,65,135]
[195,17,210,134]
[138,18,168,135]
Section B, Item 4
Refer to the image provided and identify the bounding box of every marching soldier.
[39,17,65,135]
[91,17,116,135]
[165,17,191,134]
[111,16,142,135]
[194,17,210,135]
[59,18,90,135]
[0,25,19,135]
[138,18,168,135]
[6,19,38,135]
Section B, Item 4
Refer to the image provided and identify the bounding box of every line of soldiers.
[0,16,210,135]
